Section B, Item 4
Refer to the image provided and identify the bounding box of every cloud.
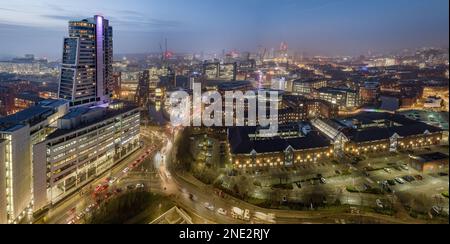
[111,10,183,30]
[117,10,143,16]
[42,14,84,21]
[0,23,41,31]
[110,16,183,31]
[46,4,66,12]
[40,12,182,31]
[0,7,20,12]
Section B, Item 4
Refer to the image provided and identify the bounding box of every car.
[114,188,123,194]
[384,186,393,193]
[94,184,108,193]
[376,199,384,208]
[94,184,103,192]
[414,175,424,181]
[126,185,135,190]
[189,193,197,201]
[400,165,409,170]
[203,202,215,211]
[335,170,341,175]
[108,177,117,184]
[296,182,302,189]
[320,177,327,184]
[136,183,145,188]
[402,176,415,182]
[387,180,396,186]
[76,213,85,220]
[122,167,130,173]
[383,168,392,173]
[363,183,371,190]
[217,208,227,216]
[431,206,442,216]
[395,178,405,184]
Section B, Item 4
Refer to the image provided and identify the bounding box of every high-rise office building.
[33,102,140,211]
[58,15,113,107]
[0,99,69,224]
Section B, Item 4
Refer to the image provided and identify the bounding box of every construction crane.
[260,48,267,63]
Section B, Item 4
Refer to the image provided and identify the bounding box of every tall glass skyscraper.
[58,15,113,107]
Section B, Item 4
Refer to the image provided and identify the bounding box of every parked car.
[204,202,215,211]
[387,180,396,186]
[414,175,424,181]
[395,178,405,184]
[217,208,227,216]
[402,176,415,182]
[376,199,384,208]
[189,193,197,201]
[431,206,442,216]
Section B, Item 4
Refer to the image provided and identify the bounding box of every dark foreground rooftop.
[335,112,443,143]
[228,124,330,155]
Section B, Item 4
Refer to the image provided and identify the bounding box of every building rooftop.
[0,99,67,130]
[16,92,44,102]
[47,102,138,140]
[0,106,52,128]
[335,112,443,143]
[317,87,356,94]
[0,99,68,131]
[215,80,253,91]
[293,78,326,84]
[228,123,330,154]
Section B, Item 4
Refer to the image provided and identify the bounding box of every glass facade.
[58,16,113,107]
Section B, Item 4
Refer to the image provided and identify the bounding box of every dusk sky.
[0,0,448,59]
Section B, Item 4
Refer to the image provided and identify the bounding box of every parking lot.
[227,145,448,219]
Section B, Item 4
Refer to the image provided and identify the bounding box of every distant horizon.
[2,44,449,62]
[1,0,448,60]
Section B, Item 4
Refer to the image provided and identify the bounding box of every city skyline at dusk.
[0,0,448,229]
[0,0,449,59]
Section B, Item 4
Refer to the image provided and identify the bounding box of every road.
[36,126,165,224]
[39,125,447,224]
[158,128,439,224]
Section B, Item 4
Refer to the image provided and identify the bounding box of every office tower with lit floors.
[58,15,113,107]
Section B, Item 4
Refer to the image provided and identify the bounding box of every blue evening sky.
[0,0,448,59]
